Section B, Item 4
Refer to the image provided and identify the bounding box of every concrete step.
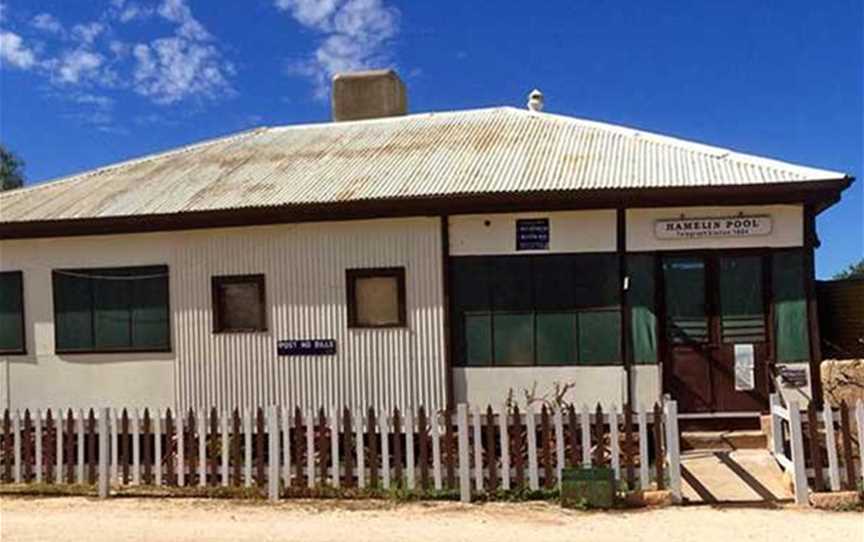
[681,430,768,451]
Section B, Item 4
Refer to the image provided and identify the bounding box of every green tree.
[0,145,25,191]
[832,259,864,280]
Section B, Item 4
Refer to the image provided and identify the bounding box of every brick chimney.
[331,69,407,122]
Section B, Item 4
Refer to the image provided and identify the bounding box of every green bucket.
[560,467,616,509]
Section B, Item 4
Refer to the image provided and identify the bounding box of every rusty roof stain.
[0,107,848,224]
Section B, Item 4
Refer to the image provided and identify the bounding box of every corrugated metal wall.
[171,217,446,412]
[817,278,864,358]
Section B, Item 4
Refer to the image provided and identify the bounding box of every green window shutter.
[0,272,25,353]
[628,255,657,364]
[574,254,620,308]
[54,266,170,352]
[719,256,766,343]
[578,310,621,364]
[451,257,492,366]
[773,251,810,362]
[536,312,577,365]
[464,312,492,366]
[93,271,133,350]
[131,267,170,349]
[54,272,94,351]
[533,255,577,310]
[493,313,534,366]
[491,256,532,311]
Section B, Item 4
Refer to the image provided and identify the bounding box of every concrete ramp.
[681,449,793,506]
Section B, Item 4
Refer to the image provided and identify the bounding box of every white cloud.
[54,49,105,84]
[275,0,400,98]
[2,0,233,108]
[133,37,232,104]
[158,0,210,41]
[32,13,64,35]
[111,0,154,23]
[71,22,105,45]
[0,31,38,70]
[126,0,233,104]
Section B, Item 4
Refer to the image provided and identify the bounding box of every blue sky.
[1,0,861,277]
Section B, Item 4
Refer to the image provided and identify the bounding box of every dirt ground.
[1,497,861,542]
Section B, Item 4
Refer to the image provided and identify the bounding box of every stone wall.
[821,359,864,406]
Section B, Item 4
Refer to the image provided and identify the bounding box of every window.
[628,254,658,364]
[451,254,621,367]
[0,271,25,354]
[212,275,267,333]
[346,268,406,328]
[53,266,170,353]
[773,250,810,362]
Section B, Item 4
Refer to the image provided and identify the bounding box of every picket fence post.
[472,406,483,492]
[12,410,21,484]
[663,400,682,503]
[305,408,314,489]
[267,406,279,502]
[856,400,864,488]
[498,406,510,491]
[609,404,621,481]
[76,409,85,484]
[455,404,469,502]
[154,410,163,486]
[98,408,110,498]
[431,411,442,490]
[787,401,809,505]
[405,409,415,490]
[822,406,841,492]
[34,409,42,484]
[551,408,563,487]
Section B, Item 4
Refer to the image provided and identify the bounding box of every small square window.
[346,267,406,328]
[212,274,267,333]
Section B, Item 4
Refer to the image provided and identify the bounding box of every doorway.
[661,253,771,414]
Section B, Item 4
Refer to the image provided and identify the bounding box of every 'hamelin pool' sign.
[655,215,772,240]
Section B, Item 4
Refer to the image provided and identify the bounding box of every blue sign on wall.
[278,339,337,356]
[516,218,550,250]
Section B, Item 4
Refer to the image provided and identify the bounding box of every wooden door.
[662,253,771,414]
[712,254,770,411]
[662,256,714,413]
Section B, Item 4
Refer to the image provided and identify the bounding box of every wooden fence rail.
[0,402,682,503]
[770,394,864,505]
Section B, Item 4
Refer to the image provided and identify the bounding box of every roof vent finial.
[527,89,544,112]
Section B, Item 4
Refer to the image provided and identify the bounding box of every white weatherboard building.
[0,71,854,420]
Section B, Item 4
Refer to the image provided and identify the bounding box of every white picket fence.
[0,401,682,503]
[770,394,864,505]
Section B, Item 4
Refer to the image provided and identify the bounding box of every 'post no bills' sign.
[655,215,772,240]
[516,218,550,250]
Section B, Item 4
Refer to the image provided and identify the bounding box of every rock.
[641,490,674,507]
[821,359,864,406]
[809,491,861,510]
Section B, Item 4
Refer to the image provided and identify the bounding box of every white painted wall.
[0,217,447,412]
[0,233,177,410]
[449,210,617,255]
[626,204,803,251]
[453,365,661,409]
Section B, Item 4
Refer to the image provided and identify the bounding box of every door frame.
[656,247,777,414]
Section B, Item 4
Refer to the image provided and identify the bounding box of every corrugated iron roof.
[0,107,848,224]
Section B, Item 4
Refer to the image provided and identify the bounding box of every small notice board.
[278,339,337,356]
[516,218,550,251]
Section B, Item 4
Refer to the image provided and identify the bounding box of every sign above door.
[655,215,772,240]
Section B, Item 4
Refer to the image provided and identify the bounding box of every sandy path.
[1,497,861,542]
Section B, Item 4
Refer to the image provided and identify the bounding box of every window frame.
[0,271,26,355]
[211,274,268,334]
[52,265,171,354]
[346,267,407,329]
[450,253,622,368]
